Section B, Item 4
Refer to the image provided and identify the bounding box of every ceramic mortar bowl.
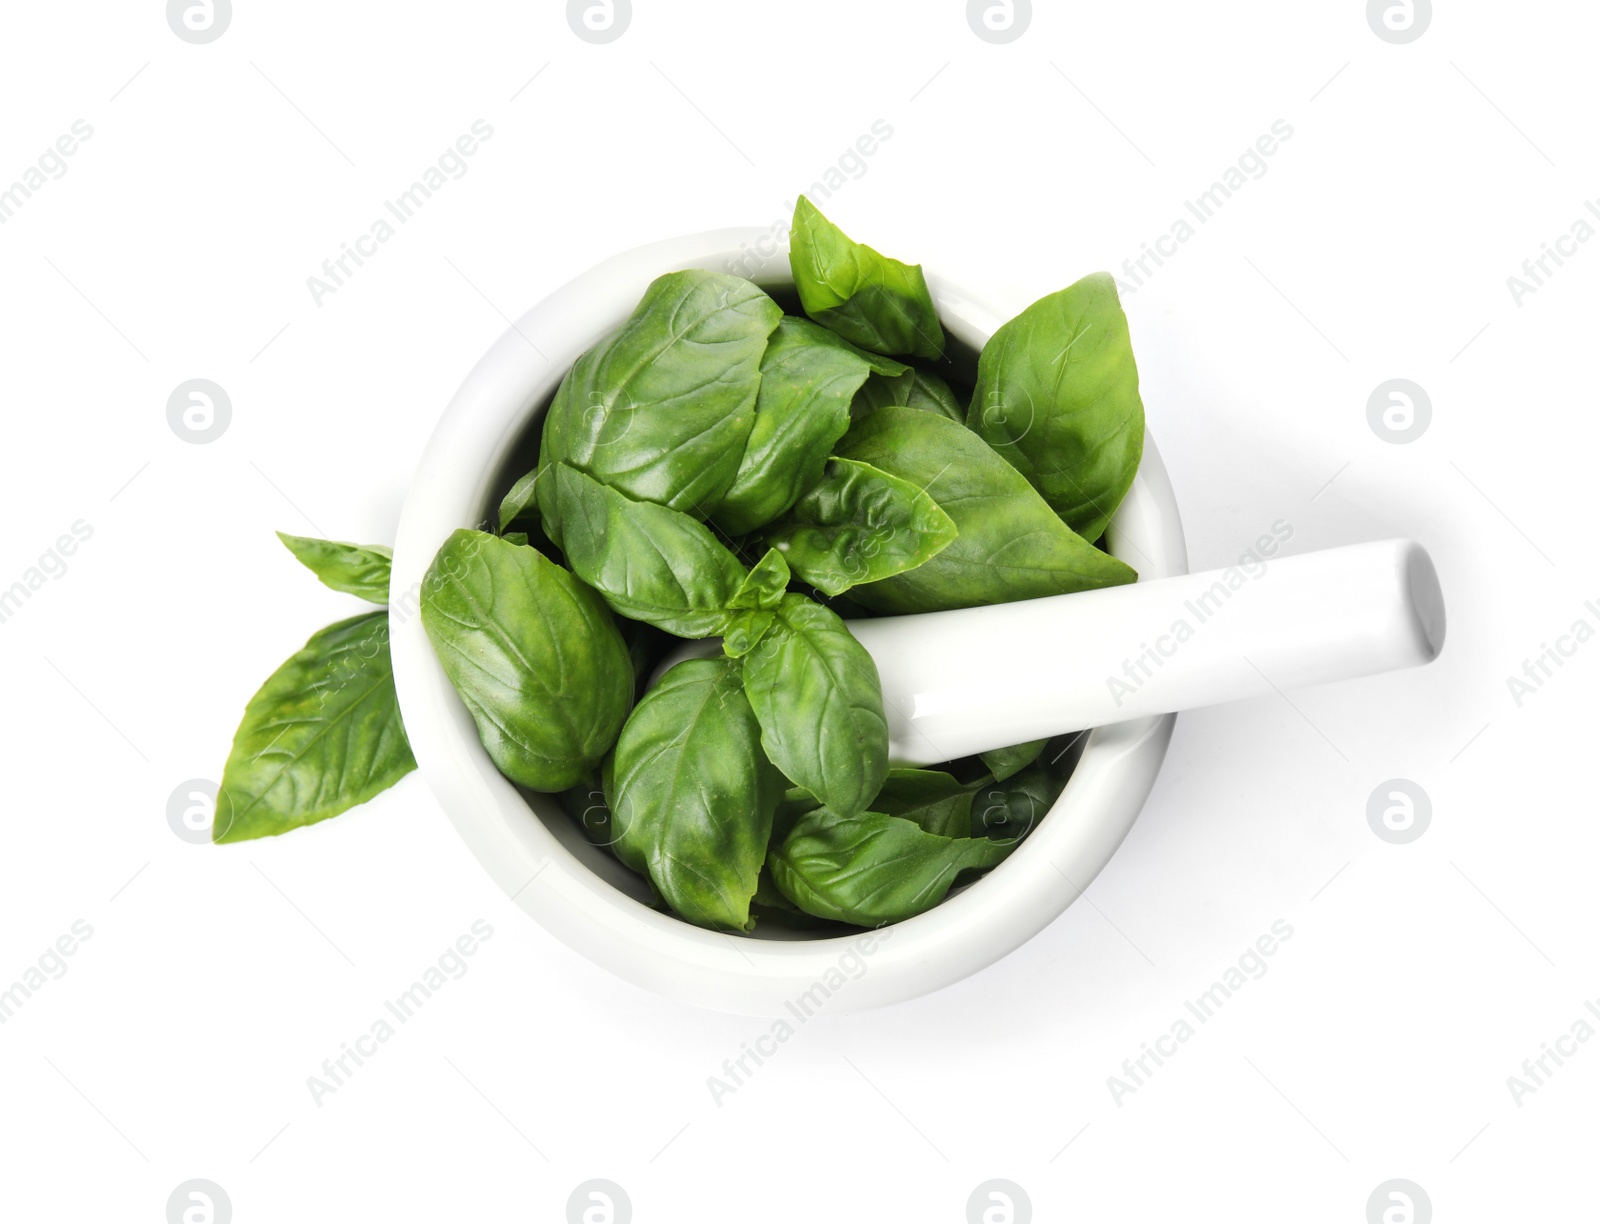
[390,229,1189,1015]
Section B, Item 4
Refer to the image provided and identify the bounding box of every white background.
[2,1,1596,1220]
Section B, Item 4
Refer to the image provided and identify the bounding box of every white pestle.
[655,538,1446,768]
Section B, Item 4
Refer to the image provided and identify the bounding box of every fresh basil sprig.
[723,548,791,658]
[216,539,415,843]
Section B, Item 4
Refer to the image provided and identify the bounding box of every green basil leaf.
[711,318,873,535]
[871,769,976,839]
[789,196,944,360]
[721,611,774,659]
[420,529,632,791]
[851,368,914,418]
[535,269,781,532]
[731,547,791,610]
[979,739,1048,783]
[776,315,910,376]
[971,763,1068,844]
[741,594,888,817]
[554,463,749,638]
[607,657,783,931]
[904,369,965,422]
[769,808,1012,926]
[276,533,393,605]
[216,611,415,842]
[751,866,845,932]
[502,532,530,548]
[759,458,957,596]
[838,406,1137,613]
[722,547,791,657]
[498,469,542,531]
[968,273,1145,543]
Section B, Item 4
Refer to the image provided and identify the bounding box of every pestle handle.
[850,538,1445,765]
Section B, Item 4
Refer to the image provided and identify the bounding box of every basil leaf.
[776,315,910,376]
[722,548,791,658]
[276,533,393,605]
[904,369,964,422]
[711,318,873,535]
[968,273,1145,543]
[731,547,791,610]
[752,866,845,932]
[871,769,976,839]
[498,469,542,531]
[838,406,1137,613]
[741,594,888,817]
[759,458,956,596]
[971,763,1068,844]
[851,368,914,418]
[216,611,415,842]
[554,463,748,638]
[769,808,1012,926]
[979,739,1048,783]
[607,657,783,931]
[420,529,632,791]
[535,269,781,531]
[721,612,773,659]
[790,196,944,360]
[502,532,530,548]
